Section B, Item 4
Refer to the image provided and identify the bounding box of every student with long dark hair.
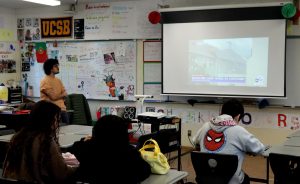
[70,115,151,184]
[2,100,76,184]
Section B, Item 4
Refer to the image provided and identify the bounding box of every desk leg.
[178,146,181,171]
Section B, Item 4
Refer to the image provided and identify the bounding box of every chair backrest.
[190,151,238,184]
[269,153,300,184]
[65,94,92,125]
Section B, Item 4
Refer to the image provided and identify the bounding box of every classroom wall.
[11,1,297,147]
[163,0,291,7]
[86,38,294,147]
[0,7,20,85]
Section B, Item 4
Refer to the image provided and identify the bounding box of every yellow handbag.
[139,138,170,174]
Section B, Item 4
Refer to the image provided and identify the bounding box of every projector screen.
[162,19,286,98]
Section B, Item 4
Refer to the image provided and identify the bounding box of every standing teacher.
[40,58,69,124]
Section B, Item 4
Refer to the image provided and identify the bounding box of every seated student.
[69,115,151,184]
[192,99,266,184]
[2,100,76,184]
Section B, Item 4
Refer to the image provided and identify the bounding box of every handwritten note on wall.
[84,1,161,39]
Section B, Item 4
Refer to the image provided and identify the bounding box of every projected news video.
[162,18,286,97]
[189,37,268,87]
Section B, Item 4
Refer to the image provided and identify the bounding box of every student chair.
[269,153,300,184]
[65,94,93,126]
[190,151,238,184]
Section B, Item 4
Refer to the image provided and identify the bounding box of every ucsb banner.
[41,17,72,38]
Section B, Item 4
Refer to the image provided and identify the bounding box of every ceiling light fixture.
[22,0,61,6]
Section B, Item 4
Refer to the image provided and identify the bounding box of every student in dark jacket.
[69,115,151,184]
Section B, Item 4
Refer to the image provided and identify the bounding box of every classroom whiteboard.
[22,40,136,101]
[81,1,161,40]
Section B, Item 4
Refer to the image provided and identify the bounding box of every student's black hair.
[43,58,59,75]
[221,99,244,121]
[28,100,61,135]
[92,115,128,151]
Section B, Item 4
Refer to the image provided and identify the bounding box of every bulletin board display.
[0,41,19,98]
[22,40,136,101]
[0,42,18,74]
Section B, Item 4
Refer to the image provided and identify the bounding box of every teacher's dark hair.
[221,99,244,121]
[43,58,59,75]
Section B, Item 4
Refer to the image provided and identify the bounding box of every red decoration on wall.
[35,42,48,63]
[278,114,287,127]
[148,11,161,24]
[293,0,299,25]
[292,9,300,22]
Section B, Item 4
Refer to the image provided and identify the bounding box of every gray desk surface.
[0,132,85,148]
[263,145,300,157]
[141,169,188,184]
[0,134,13,141]
[287,130,300,138]
[0,125,92,148]
[59,125,92,135]
[283,137,300,147]
[0,125,139,148]
[59,134,85,148]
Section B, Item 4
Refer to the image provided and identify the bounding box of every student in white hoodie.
[192,99,266,184]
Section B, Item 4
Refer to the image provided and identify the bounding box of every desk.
[0,125,93,149]
[283,137,300,147]
[59,134,86,148]
[59,125,92,135]
[0,125,91,166]
[259,145,300,184]
[141,169,188,184]
[0,113,30,131]
[286,130,300,138]
[0,134,13,141]
[0,125,140,149]
[58,125,92,148]
[0,132,85,149]
[264,145,300,157]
